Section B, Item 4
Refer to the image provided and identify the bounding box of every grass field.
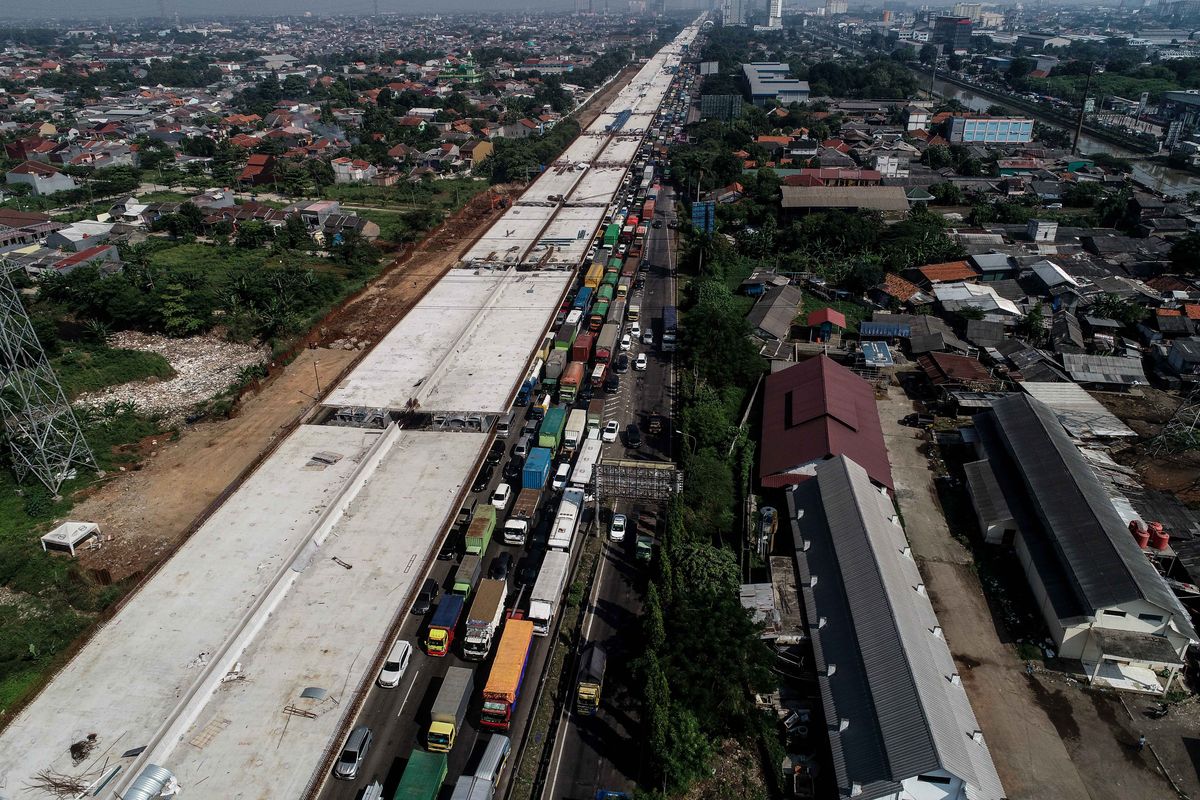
[53,346,175,399]
[0,407,162,710]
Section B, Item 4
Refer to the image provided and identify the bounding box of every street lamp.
[674,429,696,456]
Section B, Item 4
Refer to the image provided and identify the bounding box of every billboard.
[692,201,715,234]
[700,60,719,75]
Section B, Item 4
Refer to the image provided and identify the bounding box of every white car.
[620,333,632,351]
[635,353,648,371]
[602,420,619,442]
[609,513,627,543]
[552,462,570,491]
[642,330,654,346]
[490,482,512,511]
[377,639,413,688]
[630,321,641,339]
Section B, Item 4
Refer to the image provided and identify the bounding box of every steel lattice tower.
[0,264,96,494]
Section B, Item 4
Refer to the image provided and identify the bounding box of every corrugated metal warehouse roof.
[790,457,1005,800]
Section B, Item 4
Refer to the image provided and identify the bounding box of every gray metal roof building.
[789,457,1005,800]
[746,283,802,340]
[969,394,1196,676]
[1060,353,1147,387]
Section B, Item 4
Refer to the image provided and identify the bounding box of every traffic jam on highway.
[324,52,700,800]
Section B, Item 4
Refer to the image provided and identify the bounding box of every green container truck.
[538,406,567,454]
[393,750,448,800]
[602,271,619,288]
[465,505,496,556]
[596,284,615,303]
[603,223,621,248]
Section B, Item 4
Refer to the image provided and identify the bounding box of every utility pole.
[1072,61,1096,156]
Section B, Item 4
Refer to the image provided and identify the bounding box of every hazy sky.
[3,0,581,21]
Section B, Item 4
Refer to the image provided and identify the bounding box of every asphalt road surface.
[540,190,681,800]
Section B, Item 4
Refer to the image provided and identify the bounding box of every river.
[927,76,1200,197]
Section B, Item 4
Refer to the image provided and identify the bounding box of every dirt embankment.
[1095,388,1200,505]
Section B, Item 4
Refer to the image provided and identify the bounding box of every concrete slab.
[0,425,375,798]
[533,205,607,268]
[161,430,481,798]
[324,270,572,414]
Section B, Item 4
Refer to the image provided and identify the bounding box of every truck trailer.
[463,578,509,660]
[503,487,540,544]
[452,554,482,597]
[543,349,566,389]
[529,550,571,636]
[480,618,535,730]
[562,409,587,454]
[465,506,496,556]
[538,406,567,454]
[522,447,552,491]
[394,750,448,800]
[426,594,465,657]
[428,666,473,752]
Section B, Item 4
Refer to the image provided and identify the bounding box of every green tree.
[921,144,953,169]
[929,182,965,205]
[1016,300,1045,343]
[660,708,715,793]
[1087,293,1150,326]
[237,220,271,249]
[157,282,209,337]
[919,44,939,66]
[1170,233,1200,274]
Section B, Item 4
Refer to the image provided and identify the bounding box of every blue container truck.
[523,447,552,491]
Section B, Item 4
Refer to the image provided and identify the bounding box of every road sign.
[595,459,682,502]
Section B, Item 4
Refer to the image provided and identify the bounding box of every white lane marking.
[397,670,420,717]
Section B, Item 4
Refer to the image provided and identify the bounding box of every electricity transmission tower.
[0,262,96,494]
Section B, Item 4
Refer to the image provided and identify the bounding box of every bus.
[571,287,593,313]
[662,306,677,352]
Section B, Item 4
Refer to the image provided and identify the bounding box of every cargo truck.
[463,578,509,660]
[584,263,605,290]
[642,198,656,220]
[597,285,615,305]
[586,400,603,434]
[575,643,607,715]
[465,506,496,556]
[595,325,618,364]
[394,750,448,800]
[606,299,626,328]
[538,406,567,454]
[563,409,587,454]
[452,554,481,597]
[516,357,543,406]
[543,349,566,389]
[560,361,584,405]
[522,447,551,491]
[571,332,594,364]
[548,488,584,551]
[569,438,602,489]
[529,550,571,636]
[588,302,608,332]
[480,618,535,730]
[503,487,540,544]
[602,222,620,249]
[554,322,576,351]
[427,666,473,752]
[425,594,465,657]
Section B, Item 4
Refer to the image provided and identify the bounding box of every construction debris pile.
[74,332,266,426]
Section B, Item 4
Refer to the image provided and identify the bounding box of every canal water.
[927,76,1200,197]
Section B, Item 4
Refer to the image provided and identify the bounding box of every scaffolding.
[0,265,96,494]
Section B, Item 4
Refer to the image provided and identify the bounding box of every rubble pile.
[75,331,267,425]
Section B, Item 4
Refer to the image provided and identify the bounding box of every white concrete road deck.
[323,270,572,414]
[162,429,481,798]
[0,425,377,800]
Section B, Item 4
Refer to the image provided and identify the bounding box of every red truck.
[572,332,594,363]
[642,198,655,220]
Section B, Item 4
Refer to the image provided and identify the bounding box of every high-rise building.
[825,0,848,15]
[952,2,982,21]
[722,0,747,26]
[933,15,973,51]
[769,0,783,27]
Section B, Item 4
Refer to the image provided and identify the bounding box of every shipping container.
[538,406,567,454]
[584,264,605,290]
[588,302,608,332]
[606,299,626,328]
[571,332,594,364]
[595,325,618,363]
[596,284,614,303]
[522,447,552,491]
[465,506,496,557]
[393,751,447,800]
[602,222,620,248]
[543,349,567,387]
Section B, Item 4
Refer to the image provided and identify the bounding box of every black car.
[652,219,663,229]
[615,353,630,374]
[412,577,439,614]
[604,372,620,394]
[579,381,594,403]
[625,423,642,448]
[472,463,495,493]
[486,439,505,465]
[489,552,513,581]
[437,531,462,561]
[514,556,538,587]
[503,455,524,482]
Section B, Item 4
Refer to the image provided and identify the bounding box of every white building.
[5,161,77,196]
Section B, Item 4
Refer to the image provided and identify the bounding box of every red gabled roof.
[759,356,894,491]
[54,244,115,269]
[918,260,977,283]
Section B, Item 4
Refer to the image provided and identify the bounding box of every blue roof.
[861,341,894,367]
[860,322,912,338]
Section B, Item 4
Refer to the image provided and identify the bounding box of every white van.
[333,726,372,780]
[552,462,571,491]
[496,412,515,439]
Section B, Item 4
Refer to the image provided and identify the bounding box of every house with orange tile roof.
[910,260,979,287]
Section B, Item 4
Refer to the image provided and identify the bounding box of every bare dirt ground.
[1095,388,1200,505]
[879,384,1092,800]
